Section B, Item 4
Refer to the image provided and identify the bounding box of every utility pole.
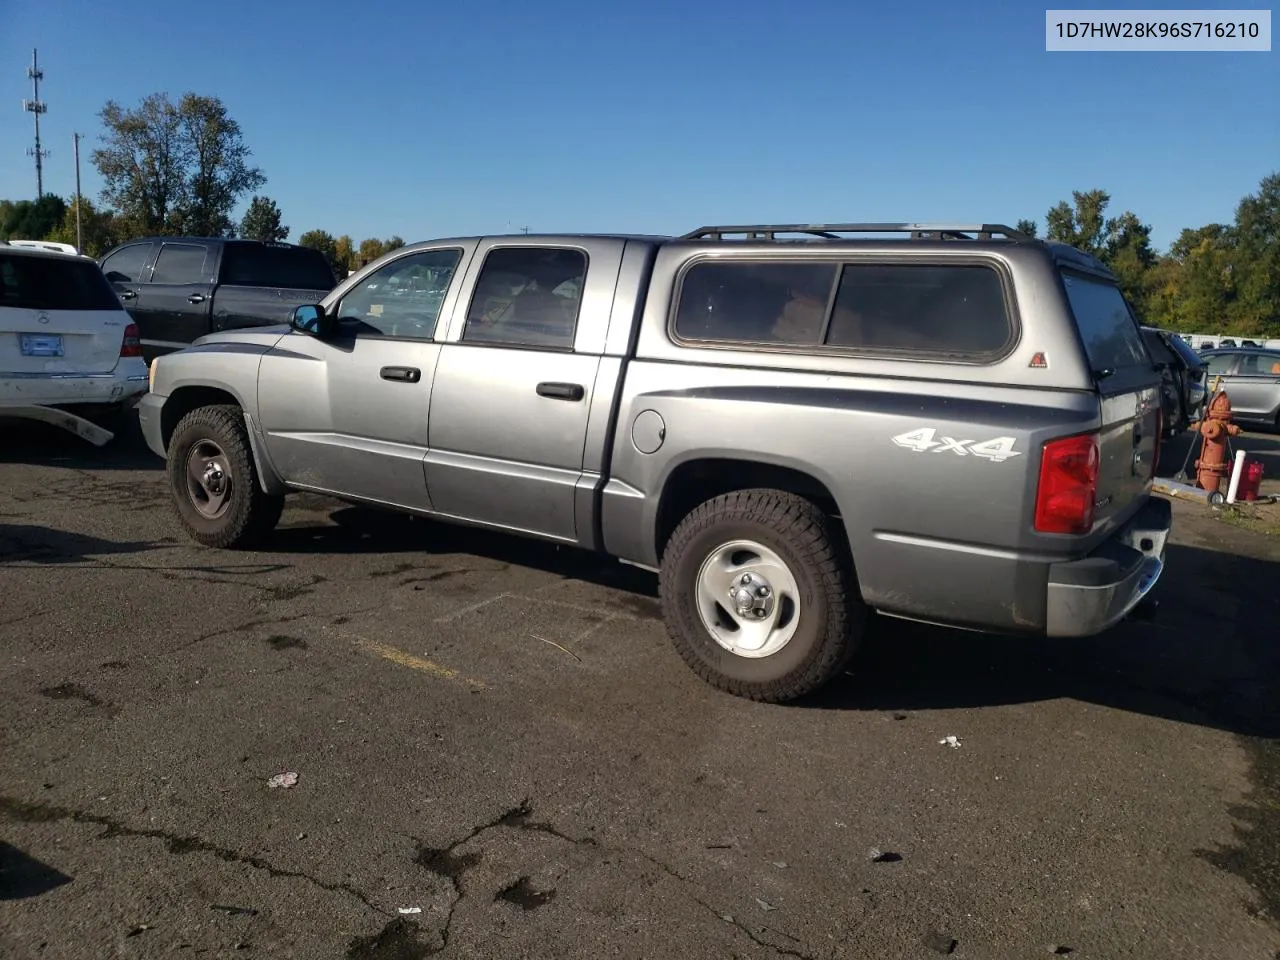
[23,48,49,198]
[73,132,84,253]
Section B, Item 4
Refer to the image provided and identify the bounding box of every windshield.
[1060,271,1151,374]
[0,252,122,310]
[220,244,336,290]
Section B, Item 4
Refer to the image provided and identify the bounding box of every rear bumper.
[137,392,167,459]
[1044,496,1171,637]
[0,362,149,408]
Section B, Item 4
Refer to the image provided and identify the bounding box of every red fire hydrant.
[1193,391,1242,496]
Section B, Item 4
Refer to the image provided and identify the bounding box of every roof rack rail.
[679,222,1033,242]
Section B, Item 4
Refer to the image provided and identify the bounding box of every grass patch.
[1214,503,1280,537]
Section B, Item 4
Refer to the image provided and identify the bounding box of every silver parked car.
[137,223,1170,703]
[1200,347,1280,429]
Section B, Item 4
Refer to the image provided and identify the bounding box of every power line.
[23,48,49,198]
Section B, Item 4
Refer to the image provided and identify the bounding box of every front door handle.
[380,366,421,383]
[187,294,206,304]
[119,290,137,301]
[536,381,585,401]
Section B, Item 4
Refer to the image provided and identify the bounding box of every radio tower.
[23,48,49,198]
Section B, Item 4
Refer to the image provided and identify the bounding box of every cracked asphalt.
[2,421,1279,959]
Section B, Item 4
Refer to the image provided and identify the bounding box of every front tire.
[659,489,865,703]
[167,404,284,548]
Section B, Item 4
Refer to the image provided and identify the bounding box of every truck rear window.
[220,244,336,290]
[1060,272,1150,373]
[0,252,122,311]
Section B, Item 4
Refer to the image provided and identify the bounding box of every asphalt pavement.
[2,420,1279,959]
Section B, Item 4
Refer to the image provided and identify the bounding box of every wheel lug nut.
[740,574,752,585]
[756,586,769,597]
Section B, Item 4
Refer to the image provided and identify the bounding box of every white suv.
[1,242,148,443]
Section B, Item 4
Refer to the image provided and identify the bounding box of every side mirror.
[291,303,335,338]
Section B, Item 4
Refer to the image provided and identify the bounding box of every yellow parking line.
[352,637,486,689]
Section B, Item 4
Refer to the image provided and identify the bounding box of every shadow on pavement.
[268,502,1279,738]
[0,842,73,900]
[0,524,161,564]
[0,414,159,472]
[816,540,1280,740]
[271,506,659,596]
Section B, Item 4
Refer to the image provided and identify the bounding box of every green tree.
[0,195,68,241]
[1103,210,1158,315]
[42,197,121,257]
[357,237,386,264]
[92,91,265,237]
[240,195,288,242]
[298,229,341,272]
[1045,189,1111,257]
[92,93,188,234]
[1229,172,1280,337]
[175,94,265,235]
[1153,224,1237,333]
[1015,218,1038,237]
[356,235,407,266]
[334,235,355,276]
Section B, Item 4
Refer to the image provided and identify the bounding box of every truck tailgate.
[1057,269,1163,538]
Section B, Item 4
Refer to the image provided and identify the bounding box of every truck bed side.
[601,366,1115,631]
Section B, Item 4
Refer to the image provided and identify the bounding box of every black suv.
[99,237,337,362]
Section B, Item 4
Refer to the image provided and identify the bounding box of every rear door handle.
[187,294,206,304]
[536,381,585,401]
[380,366,421,383]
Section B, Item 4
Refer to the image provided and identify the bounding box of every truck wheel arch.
[161,385,284,495]
[653,458,849,564]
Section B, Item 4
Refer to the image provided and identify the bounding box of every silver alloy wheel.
[695,539,802,658]
[185,439,233,520]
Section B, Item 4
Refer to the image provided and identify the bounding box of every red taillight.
[120,323,141,358]
[1034,433,1100,535]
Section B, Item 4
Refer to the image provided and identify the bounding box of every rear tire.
[659,488,865,703]
[167,404,284,548]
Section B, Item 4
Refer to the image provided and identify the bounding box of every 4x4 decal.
[891,428,1022,463]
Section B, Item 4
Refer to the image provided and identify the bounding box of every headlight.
[148,359,158,392]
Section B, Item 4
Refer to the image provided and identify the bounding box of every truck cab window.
[151,244,208,285]
[336,248,462,340]
[463,247,587,350]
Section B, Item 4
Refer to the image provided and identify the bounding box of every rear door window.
[150,243,209,284]
[1239,352,1280,376]
[1059,272,1150,373]
[462,247,588,350]
[0,253,122,310]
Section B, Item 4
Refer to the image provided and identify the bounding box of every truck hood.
[192,325,291,350]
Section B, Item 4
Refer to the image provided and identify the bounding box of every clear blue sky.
[1,0,1275,251]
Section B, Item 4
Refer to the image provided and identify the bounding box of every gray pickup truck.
[138,223,1171,702]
